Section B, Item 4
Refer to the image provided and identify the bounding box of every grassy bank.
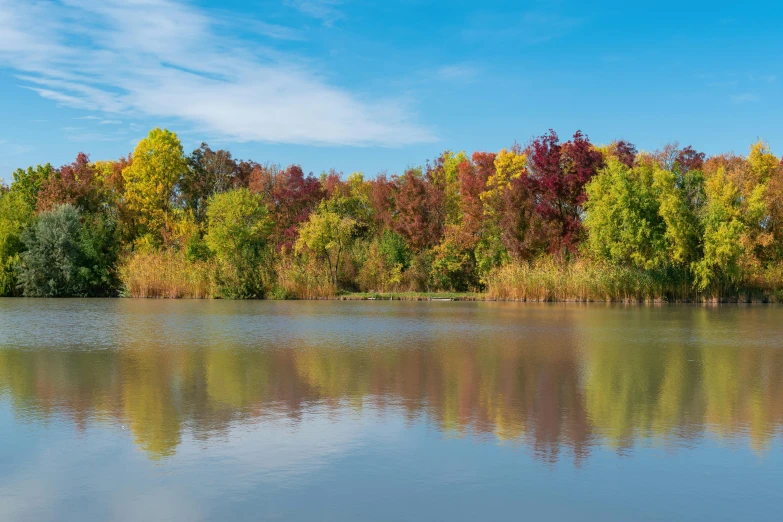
[334,291,483,301]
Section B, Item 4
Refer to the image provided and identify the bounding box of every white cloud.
[462,10,584,45]
[285,0,345,27]
[436,64,480,82]
[731,92,760,104]
[0,0,434,146]
[0,138,33,155]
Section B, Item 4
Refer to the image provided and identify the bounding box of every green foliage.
[0,190,34,295]
[355,231,410,292]
[652,167,703,266]
[79,213,121,296]
[11,164,53,210]
[431,232,476,291]
[378,230,410,269]
[585,159,667,270]
[205,188,272,298]
[296,202,356,286]
[19,205,89,297]
[692,167,758,291]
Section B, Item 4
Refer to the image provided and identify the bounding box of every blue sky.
[1,0,781,184]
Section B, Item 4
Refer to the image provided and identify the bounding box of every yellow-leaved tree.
[122,128,187,246]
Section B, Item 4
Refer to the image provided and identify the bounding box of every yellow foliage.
[122,128,187,243]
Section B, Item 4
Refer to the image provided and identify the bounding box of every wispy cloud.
[0,0,434,146]
[60,125,131,142]
[285,0,345,27]
[436,64,480,83]
[731,92,760,104]
[463,10,584,45]
[0,138,33,155]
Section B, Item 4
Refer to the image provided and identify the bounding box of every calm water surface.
[1,299,782,521]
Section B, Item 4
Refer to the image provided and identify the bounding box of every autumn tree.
[0,189,33,295]
[250,164,324,250]
[182,143,241,223]
[585,159,667,269]
[122,128,187,246]
[392,169,442,251]
[36,153,102,214]
[525,130,604,255]
[296,201,356,286]
[205,188,272,298]
[10,163,53,211]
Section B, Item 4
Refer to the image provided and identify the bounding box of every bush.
[19,204,86,296]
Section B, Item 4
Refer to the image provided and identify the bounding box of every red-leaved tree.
[525,130,604,255]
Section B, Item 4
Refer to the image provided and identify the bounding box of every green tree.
[0,190,34,295]
[584,159,667,269]
[296,202,356,287]
[692,167,764,291]
[652,167,703,267]
[122,128,187,245]
[10,163,53,210]
[205,188,272,298]
[19,204,86,297]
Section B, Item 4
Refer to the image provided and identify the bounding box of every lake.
[0,299,781,521]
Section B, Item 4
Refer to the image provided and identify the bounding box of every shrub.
[19,204,86,296]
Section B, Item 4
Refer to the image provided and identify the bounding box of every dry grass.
[272,255,336,299]
[486,259,783,302]
[486,259,691,302]
[119,250,216,298]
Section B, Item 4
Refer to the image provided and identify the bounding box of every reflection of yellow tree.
[121,349,183,459]
[206,350,272,409]
[2,307,783,463]
[701,345,783,452]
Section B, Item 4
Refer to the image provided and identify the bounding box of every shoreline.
[3,292,780,304]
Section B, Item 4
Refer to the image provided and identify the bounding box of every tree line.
[1,127,782,300]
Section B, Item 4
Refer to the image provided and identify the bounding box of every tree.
[10,163,53,211]
[36,153,102,214]
[674,146,705,173]
[525,130,604,255]
[205,188,272,298]
[296,203,356,286]
[0,190,34,295]
[182,143,240,223]
[392,169,442,250]
[611,140,637,168]
[584,159,667,269]
[692,167,765,292]
[19,204,86,297]
[250,164,324,250]
[122,128,187,245]
[428,150,468,227]
[498,175,546,260]
[653,167,703,267]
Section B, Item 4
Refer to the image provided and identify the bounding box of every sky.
[0,0,782,184]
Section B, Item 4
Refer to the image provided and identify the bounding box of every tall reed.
[272,255,336,299]
[119,250,216,298]
[486,259,783,302]
[486,259,689,302]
